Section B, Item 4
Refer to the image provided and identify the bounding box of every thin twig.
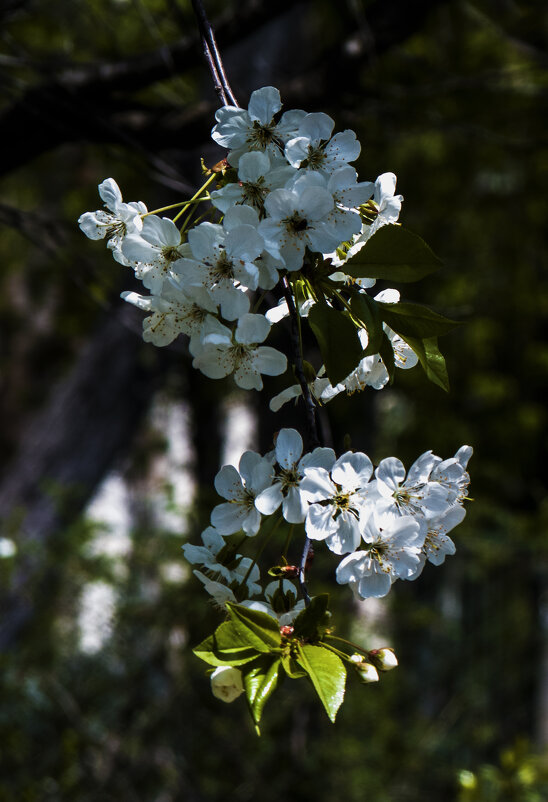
[281,275,323,606]
[190,0,239,107]
[281,277,321,450]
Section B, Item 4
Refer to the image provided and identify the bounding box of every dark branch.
[190,0,239,107]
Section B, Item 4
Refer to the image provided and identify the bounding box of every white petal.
[275,429,303,469]
[255,483,283,515]
[247,86,282,124]
[235,313,270,345]
[98,178,123,210]
[214,464,243,500]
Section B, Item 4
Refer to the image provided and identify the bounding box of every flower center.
[283,212,308,235]
[162,245,181,262]
[303,144,326,170]
[240,178,267,210]
[214,250,235,280]
[278,465,300,493]
[248,120,277,148]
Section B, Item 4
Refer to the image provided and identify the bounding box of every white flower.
[210,666,244,703]
[285,112,361,175]
[323,166,374,244]
[182,526,231,581]
[336,513,424,599]
[339,172,404,264]
[175,218,263,320]
[193,553,261,605]
[190,313,287,390]
[269,373,332,413]
[255,429,335,523]
[210,450,274,536]
[244,580,306,626]
[421,504,466,568]
[210,151,295,215]
[121,284,223,347]
[429,446,473,504]
[300,451,374,555]
[78,178,146,258]
[374,453,450,521]
[121,215,187,294]
[258,172,341,271]
[212,85,306,164]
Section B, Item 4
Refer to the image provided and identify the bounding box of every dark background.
[1,1,547,799]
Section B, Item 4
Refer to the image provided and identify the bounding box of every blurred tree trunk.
[0,303,173,650]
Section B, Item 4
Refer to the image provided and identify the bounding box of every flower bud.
[368,647,398,672]
[210,666,244,703]
[280,625,294,638]
[349,653,365,664]
[356,662,379,684]
[268,564,299,578]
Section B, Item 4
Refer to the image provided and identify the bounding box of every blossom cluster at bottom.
[183,428,471,609]
[184,428,471,725]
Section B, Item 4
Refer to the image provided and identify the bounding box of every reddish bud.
[211,158,228,173]
[280,625,294,638]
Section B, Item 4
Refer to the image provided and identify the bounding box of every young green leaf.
[401,335,450,391]
[281,654,307,679]
[344,225,442,282]
[296,643,346,723]
[227,603,282,650]
[308,303,363,386]
[377,301,460,339]
[193,627,261,667]
[293,594,331,641]
[243,656,283,727]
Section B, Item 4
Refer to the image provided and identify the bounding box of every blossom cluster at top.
[182,428,472,613]
[78,85,408,399]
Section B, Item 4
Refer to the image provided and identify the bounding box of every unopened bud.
[211,158,229,173]
[356,662,379,684]
[368,647,398,672]
[280,625,294,638]
[268,564,299,578]
[349,653,365,664]
[210,666,244,703]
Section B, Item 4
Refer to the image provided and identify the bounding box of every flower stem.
[281,276,321,450]
[174,172,217,224]
[321,641,351,662]
[325,634,368,655]
[142,200,187,217]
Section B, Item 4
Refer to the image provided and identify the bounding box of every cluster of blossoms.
[78,85,409,400]
[79,84,472,719]
[183,428,472,609]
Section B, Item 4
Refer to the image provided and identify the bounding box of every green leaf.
[344,225,442,282]
[193,623,263,666]
[376,301,460,339]
[281,654,307,679]
[308,302,364,386]
[402,335,450,392]
[193,640,258,667]
[349,293,384,355]
[296,643,346,723]
[243,656,283,727]
[227,603,281,650]
[293,594,331,641]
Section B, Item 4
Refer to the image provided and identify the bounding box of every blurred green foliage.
[1,0,548,799]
